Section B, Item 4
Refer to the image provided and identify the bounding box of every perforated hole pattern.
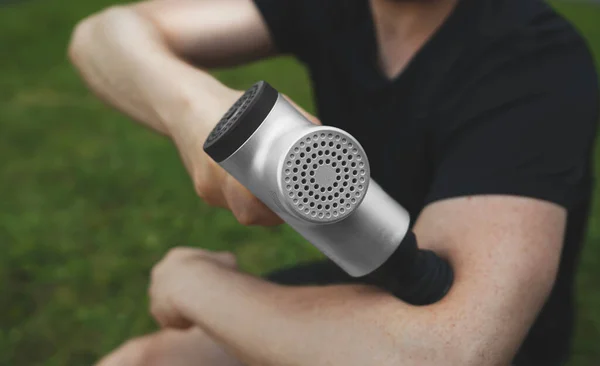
[205,84,260,144]
[282,130,370,223]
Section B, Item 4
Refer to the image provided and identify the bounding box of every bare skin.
[69,0,568,365]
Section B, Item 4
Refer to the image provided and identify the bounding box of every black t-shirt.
[253,0,599,363]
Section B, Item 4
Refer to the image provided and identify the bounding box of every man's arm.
[151,195,565,366]
[68,0,289,225]
[68,0,274,135]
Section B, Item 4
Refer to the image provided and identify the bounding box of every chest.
[308,66,436,215]
[297,7,472,215]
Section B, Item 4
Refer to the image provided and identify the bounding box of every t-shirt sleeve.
[252,0,322,61]
[426,37,599,209]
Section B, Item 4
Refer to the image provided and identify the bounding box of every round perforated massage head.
[203,81,279,162]
[205,83,261,144]
[280,129,371,223]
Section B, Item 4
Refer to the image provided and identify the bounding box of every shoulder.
[252,0,362,29]
[424,0,599,209]
[251,0,365,60]
[471,0,595,84]
[436,0,598,125]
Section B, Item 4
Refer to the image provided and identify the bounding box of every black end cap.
[203,81,279,162]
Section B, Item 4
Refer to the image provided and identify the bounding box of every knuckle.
[234,207,259,226]
[230,194,281,226]
[203,195,221,207]
[163,247,200,263]
[193,178,211,198]
[247,194,262,206]
[195,182,222,207]
[150,264,159,278]
[149,305,161,321]
[235,215,252,226]
[149,265,163,284]
[193,161,225,200]
[166,246,185,259]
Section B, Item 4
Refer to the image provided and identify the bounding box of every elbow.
[67,6,130,65]
[67,14,93,65]
[68,8,105,64]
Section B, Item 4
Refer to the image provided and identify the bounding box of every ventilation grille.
[205,83,260,144]
[281,129,370,223]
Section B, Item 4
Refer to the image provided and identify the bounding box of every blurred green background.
[0,1,599,365]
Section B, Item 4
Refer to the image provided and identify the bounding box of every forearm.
[68,6,239,136]
[178,263,470,366]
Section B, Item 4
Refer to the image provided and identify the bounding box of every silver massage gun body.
[203,81,453,305]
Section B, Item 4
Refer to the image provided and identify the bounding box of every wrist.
[172,259,227,324]
[166,84,243,140]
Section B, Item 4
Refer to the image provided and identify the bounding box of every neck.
[369,0,459,79]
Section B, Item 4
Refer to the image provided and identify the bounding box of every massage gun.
[203,81,453,305]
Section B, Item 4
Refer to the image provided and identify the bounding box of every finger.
[150,301,191,327]
[256,210,285,226]
[192,160,230,209]
[152,307,194,330]
[165,316,194,330]
[222,176,282,226]
[169,131,228,208]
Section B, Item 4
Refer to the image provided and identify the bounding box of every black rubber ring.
[203,81,279,162]
[364,231,453,305]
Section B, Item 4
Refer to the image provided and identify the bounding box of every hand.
[169,89,320,227]
[149,247,238,329]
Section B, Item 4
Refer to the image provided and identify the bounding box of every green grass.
[0,1,599,365]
